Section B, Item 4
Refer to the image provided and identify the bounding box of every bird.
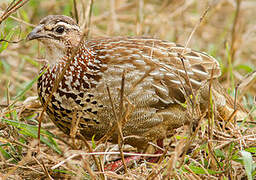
[26,15,246,150]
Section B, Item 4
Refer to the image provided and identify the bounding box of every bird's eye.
[55,26,65,34]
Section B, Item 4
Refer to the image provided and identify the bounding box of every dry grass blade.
[106,85,118,128]
[178,53,195,107]
[105,72,128,173]
[77,133,103,177]
[116,71,128,173]
[181,3,210,55]
[177,112,207,169]
[83,0,94,39]
[92,2,136,23]
[146,148,168,180]
[40,160,53,180]
[208,66,215,139]
[109,0,119,34]
[226,109,238,122]
[207,142,222,170]
[6,81,11,118]
[207,66,222,170]
[4,141,36,179]
[51,151,162,170]
[177,3,211,118]
[136,0,144,35]
[234,85,238,118]
[95,85,122,146]
[73,0,79,24]
[70,109,80,139]
[97,171,133,180]
[0,11,35,27]
[81,157,97,180]
[0,39,24,43]
[230,0,241,63]
[0,0,30,24]
[0,162,44,175]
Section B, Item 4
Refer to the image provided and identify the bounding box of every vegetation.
[0,0,255,179]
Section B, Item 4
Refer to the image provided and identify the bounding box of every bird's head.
[27,15,81,62]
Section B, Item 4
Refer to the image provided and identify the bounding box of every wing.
[87,37,221,103]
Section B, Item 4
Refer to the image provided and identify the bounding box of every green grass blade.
[241,150,253,180]
[2,118,61,154]
[11,67,47,105]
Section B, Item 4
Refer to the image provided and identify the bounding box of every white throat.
[43,41,67,65]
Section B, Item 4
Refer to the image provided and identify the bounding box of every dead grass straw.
[0,0,30,25]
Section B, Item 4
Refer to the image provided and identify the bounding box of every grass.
[0,0,256,179]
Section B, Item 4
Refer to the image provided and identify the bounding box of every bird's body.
[27,15,244,149]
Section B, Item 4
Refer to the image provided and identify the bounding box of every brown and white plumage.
[27,15,242,149]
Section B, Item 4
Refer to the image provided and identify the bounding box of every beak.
[26,25,44,41]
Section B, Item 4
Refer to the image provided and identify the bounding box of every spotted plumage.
[27,15,245,149]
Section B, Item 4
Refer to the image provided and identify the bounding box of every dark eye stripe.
[47,34,61,40]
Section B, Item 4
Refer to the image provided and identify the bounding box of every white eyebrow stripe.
[55,22,80,31]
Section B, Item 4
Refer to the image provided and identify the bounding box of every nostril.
[26,25,43,40]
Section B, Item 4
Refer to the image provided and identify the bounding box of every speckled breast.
[37,44,108,138]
